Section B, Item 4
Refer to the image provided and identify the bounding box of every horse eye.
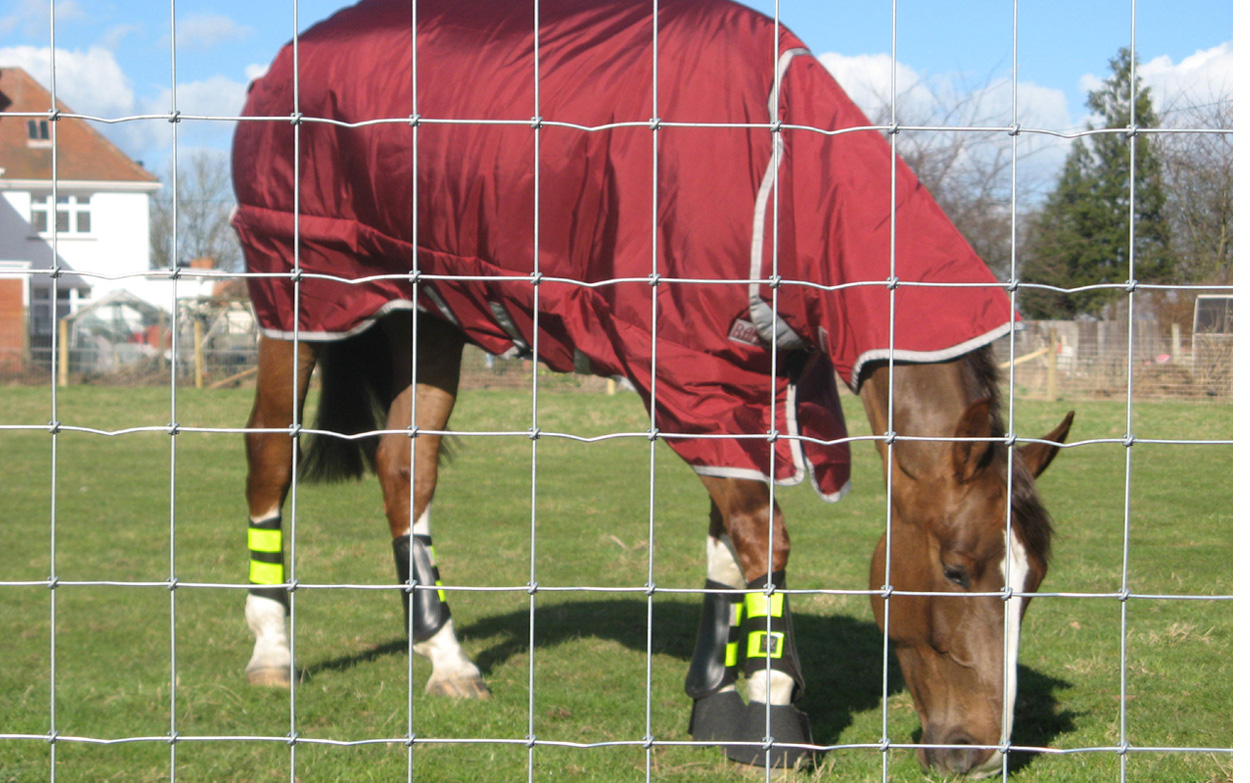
[943,565,970,588]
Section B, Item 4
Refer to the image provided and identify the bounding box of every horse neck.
[858,356,987,481]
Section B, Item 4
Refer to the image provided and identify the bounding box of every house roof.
[0,67,159,185]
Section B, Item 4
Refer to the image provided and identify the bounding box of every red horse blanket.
[233,0,1014,501]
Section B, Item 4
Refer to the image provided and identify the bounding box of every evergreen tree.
[1023,48,1172,318]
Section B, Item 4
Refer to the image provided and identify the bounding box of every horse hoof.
[246,666,292,688]
[425,676,491,700]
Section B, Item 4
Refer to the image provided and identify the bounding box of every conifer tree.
[1023,48,1172,318]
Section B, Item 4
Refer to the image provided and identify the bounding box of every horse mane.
[964,346,1054,569]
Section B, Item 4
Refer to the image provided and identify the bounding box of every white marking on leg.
[414,619,485,692]
[707,534,746,589]
[746,669,795,705]
[244,593,291,680]
[397,506,432,538]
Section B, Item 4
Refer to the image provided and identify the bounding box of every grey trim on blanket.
[846,320,1017,393]
[748,47,810,354]
[257,299,417,341]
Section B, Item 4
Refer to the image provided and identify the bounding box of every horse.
[232,0,1073,775]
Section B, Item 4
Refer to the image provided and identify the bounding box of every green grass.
[0,384,1232,782]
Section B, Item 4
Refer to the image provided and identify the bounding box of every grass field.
[0,382,1232,782]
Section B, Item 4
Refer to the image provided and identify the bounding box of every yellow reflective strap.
[249,560,284,586]
[744,591,784,619]
[746,630,785,659]
[436,579,446,604]
[725,640,739,668]
[248,528,283,554]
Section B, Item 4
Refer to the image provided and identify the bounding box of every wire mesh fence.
[0,1,1233,782]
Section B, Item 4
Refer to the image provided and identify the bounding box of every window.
[30,193,92,235]
[26,119,50,146]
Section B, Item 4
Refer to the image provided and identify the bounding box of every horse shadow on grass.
[304,597,1076,763]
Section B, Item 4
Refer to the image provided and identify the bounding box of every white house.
[0,66,162,372]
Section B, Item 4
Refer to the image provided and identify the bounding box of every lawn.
[0,382,1232,782]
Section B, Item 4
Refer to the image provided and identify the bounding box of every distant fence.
[1004,319,1233,401]
[5,312,1232,402]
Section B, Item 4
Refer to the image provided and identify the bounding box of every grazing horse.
[232,0,1073,775]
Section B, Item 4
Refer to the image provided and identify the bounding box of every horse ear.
[951,398,994,483]
[1019,411,1075,479]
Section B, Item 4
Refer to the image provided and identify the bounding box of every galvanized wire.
[13,0,1233,779]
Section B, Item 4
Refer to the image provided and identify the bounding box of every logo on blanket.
[728,319,762,347]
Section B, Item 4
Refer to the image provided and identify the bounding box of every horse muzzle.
[918,727,1002,778]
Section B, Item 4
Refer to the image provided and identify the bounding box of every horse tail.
[298,326,393,483]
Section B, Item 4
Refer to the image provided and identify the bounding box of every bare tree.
[149,150,242,272]
[857,75,1051,282]
[1155,95,1233,286]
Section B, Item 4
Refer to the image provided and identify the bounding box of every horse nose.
[919,729,997,777]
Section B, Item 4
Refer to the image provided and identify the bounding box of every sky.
[0,0,1235,184]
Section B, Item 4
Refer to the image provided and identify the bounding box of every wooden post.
[58,317,69,388]
[1046,327,1058,402]
[194,319,204,389]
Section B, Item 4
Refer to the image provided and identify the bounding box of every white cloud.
[176,12,252,51]
[0,45,135,119]
[125,75,250,157]
[1077,42,1232,128]
[0,0,87,38]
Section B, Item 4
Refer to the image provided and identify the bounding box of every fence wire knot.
[648,272,661,287]
[646,426,660,442]
[525,733,538,748]
[882,430,897,446]
[879,583,894,599]
[649,117,662,131]
[1006,277,1021,292]
[289,268,304,283]
[885,275,900,291]
[1121,433,1135,448]
[766,429,780,443]
[644,581,657,597]
[878,737,892,752]
[289,112,304,125]
[530,116,543,129]
[407,269,422,284]
[408,114,420,127]
[1124,278,1139,293]
[167,421,181,436]
[167,731,180,745]
[47,108,61,123]
[1118,588,1131,602]
[47,420,61,434]
[530,271,543,286]
[526,580,539,596]
[643,733,655,749]
[1004,433,1017,448]
[46,575,59,590]
[287,423,302,438]
[168,110,181,124]
[167,577,179,592]
[1008,123,1022,137]
[46,730,58,745]
[528,426,541,441]
[286,731,299,747]
[406,425,419,439]
[286,578,300,593]
[768,273,782,289]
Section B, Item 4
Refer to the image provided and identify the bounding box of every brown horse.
[242,309,1071,776]
[233,0,1074,774]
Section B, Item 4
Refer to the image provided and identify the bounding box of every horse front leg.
[690,476,812,767]
[243,336,319,686]
[376,314,489,700]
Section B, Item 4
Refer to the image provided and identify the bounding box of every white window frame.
[30,192,93,237]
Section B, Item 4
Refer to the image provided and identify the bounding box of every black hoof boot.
[722,701,814,769]
[689,690,747,742]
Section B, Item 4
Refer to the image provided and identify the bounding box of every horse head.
[869,397,1073,777]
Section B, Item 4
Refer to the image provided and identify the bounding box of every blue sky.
[0,0,1234,180]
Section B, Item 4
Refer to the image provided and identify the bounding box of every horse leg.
[694,476,812,767]
[243,336,319,686]
[376,314,489,700]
